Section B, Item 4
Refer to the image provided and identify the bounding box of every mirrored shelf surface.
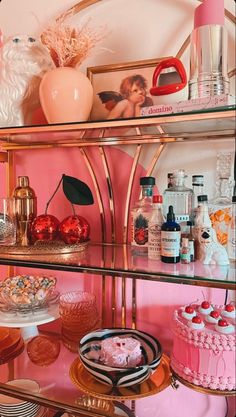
[0,243,234,290]
[0,107,235,149]
[0,334,171,417]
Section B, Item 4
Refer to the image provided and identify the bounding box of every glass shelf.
[0,334,171,417]
[0,107,235,150]
[0,243,234,290]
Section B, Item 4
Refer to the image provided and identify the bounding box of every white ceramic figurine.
[0,33,54,127]
[198,226,229,265]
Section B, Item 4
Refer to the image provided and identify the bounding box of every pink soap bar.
[194,0,225,29]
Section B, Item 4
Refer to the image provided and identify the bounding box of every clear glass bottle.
[148,195,165,260]
[194,194,212,260]
[195,195,212,228]
[192,175,204,220]
[182,220,195,262]
[131,176,155,255]
[180,237,191,264]
[209,152,232,246]
[227,195,236,262]
[163,169,194,234]
[12,176,37,246]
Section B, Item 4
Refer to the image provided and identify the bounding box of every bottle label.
[175,215,189,222]
[180,251,191,263]
[148,224,161,259]
[131,213,150,247]
[161,231,180,257]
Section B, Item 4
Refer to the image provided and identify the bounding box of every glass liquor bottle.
[163,169,194,234]
[192,175,204,220]
[194,194,212,260]
[195,195,212,228]
[227,195,236,262]
[209,152,232,246]
[148,194,165,260]
[131,176,155,255]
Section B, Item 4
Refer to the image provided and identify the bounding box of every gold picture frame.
[87,57,171,121]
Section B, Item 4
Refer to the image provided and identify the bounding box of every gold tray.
[171,368,236,397]
[69,354,171,401]
[0,240,89,255]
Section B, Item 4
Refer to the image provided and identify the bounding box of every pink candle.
[194,0,225,29]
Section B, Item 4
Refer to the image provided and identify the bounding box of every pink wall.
[0,0,235,416]
[0,145,233,417]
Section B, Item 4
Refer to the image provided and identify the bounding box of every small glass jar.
[180,237,191,264]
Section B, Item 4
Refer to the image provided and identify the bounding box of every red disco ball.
[59,215,90,244]
[31,214,60,242]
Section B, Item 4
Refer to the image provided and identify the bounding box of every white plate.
[0,304,59,328]
[0,405,39,417]
[0,404,39,412]
[0,406,48,417]
[0,379,40,405]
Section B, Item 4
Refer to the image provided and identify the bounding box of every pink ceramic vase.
[39,67,93,124]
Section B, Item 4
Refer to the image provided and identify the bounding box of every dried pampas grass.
[40,17,105,68]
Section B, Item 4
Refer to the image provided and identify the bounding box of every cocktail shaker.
[189,0,229,99]
[12,176,37,246]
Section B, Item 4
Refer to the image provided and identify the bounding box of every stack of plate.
[0,379,40,417]
[0,327,24,364]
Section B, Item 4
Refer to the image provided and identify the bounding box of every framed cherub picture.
[87,57,170,121]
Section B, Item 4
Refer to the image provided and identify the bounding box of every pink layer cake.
[100,336,142,368]
[171,302,236,391]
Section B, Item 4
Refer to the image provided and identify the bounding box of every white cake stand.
[0,303,59,340]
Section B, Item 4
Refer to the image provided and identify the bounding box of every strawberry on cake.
[171,302,236,391]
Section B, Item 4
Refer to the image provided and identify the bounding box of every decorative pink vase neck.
[39,67,93,124]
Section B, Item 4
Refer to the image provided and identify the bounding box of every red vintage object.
[59,215,90,244]
[31,214,60,242]
[27,335,60,366]
[150,57,187,96]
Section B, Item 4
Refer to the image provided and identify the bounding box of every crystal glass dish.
[59,291,100,352]
[0,274,58,313]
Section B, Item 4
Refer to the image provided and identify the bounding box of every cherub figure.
[98,74,153,119]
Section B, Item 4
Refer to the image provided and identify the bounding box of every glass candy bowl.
[0,274,58,313]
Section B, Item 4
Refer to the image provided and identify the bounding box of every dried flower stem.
[41,17,105,68]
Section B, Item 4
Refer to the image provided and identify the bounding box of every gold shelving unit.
[0,108,235,416]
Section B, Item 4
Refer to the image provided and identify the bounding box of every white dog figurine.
[198,226,229,265]
[0,34,54,127]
